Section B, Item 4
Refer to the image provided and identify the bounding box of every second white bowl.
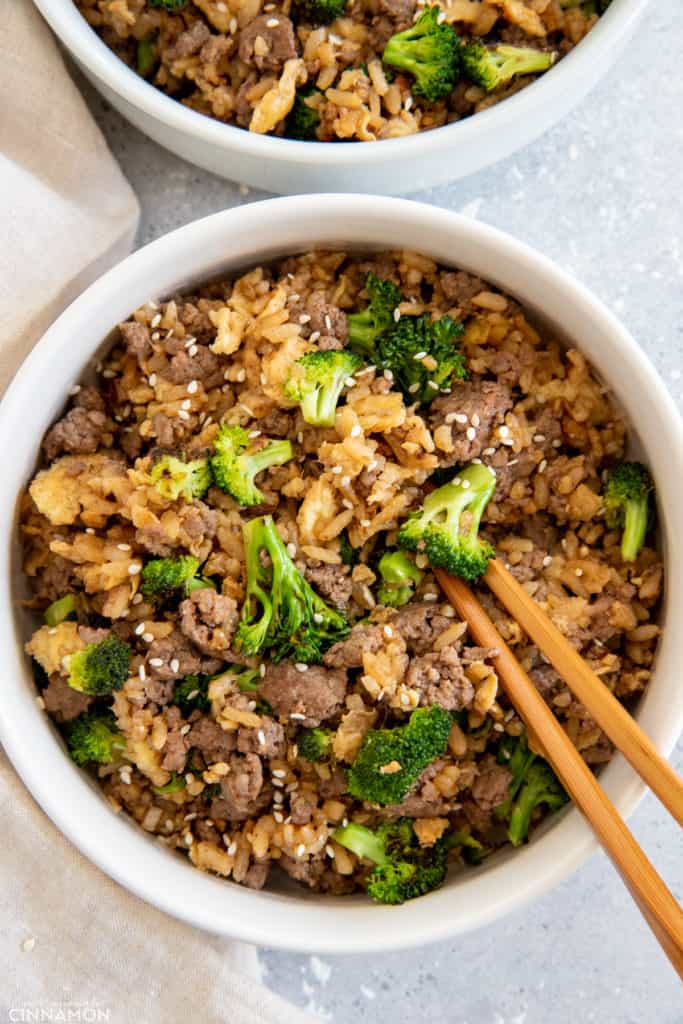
[33,0,647,193]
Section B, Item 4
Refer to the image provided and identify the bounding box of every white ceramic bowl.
[1,196,681,953]
[34,0,647,194]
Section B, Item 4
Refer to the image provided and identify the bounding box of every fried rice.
[75,0,605,142]
[21,249,662,899]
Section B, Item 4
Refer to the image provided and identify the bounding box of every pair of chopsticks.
[435,560,683,978]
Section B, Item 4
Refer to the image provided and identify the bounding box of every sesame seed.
[413,351,427,360]
[229,16,237,33]
[117,542,132,551]
[408,382,420,394]
[149,658,163,668]
[272,768,286,778]
[186,691,199,702]
[325,844,335,858]
[393,308,401,323]
[299,313,311,324]
[423,592,438,602]
[383,368,394,382]
[138,665,146,681]
[181,399,192,411]
[151,313,162,327]
[461,479,471,489]
[178,410,190,421]
[296,843,306,857]
[189,344,198,357]
[575,568,584,577]
[249,429,262,439]
[135,623,145,636]
[272,778,284,788]
[274,811,284,823]
[472,457,482,464]
[538,459,548,473]
[309,331,321,342]
[128,562,142,575]
[533,433,546,443]
[360,518,370,527]
[471,413,481,427]
[405,96,413,111]
[290,712,306,720]
[344,377,356,387]
[454,413,468,424]
[85,527,95,535]
[148,374,157,387]
[324,315,332,330]
[499,425,510,437]
[170,658,180,673]
[286,542,297,557]
[259,663,266,677]
[48,628,57,636]
[228,841,237,856]
[266,17,279,26]
[294,663,308,673]
[257,729,266,746]
[466,426,476,440]
[383,625,394,638]
[350,424,362,437]
[340,475,351,487]
[483,447,496,456]
[297,431,304,444]
[331,464,342,475]
[313,612,324,623]
[180,724,191,736]
[143,632,154,644]
[342,499,354,510]
[273,790,284,804]
[151,331,160,342]
[542,555,553,567]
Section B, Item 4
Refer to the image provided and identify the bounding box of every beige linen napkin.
[0,5,318,1021]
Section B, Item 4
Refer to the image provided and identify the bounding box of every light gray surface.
[77,3,682,1020]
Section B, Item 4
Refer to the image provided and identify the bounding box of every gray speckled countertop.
[77,3,683,1019]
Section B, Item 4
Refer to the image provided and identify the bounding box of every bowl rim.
[2,195,682,953]
[33,0,648,169]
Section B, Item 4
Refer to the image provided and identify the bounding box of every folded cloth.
[0,5,318,1021]
[0,0,139,395]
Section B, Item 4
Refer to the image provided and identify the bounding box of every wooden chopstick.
[483,558,683,829]
[434,567,683,980]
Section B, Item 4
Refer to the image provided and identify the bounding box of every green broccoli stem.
[237,518,276,655]
[249,441,294,479]
[621,497,649,563]
[332,822,388,865]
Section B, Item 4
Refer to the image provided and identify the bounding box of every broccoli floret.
[398,462,496,581]
[284,87,321,140]
[150,453,211,501]
[65,712,126,766]
[376,314,467,404]
[149,0,187,8]
[68,635,131,696]
[210,425,294,506]
[136,37,158,77]
[298,727,334,762]
[295,0,347,24]
[140,555,214,603]
[235,515,350,663]
[173,673,210,714]
[462,41,556,93]
[603,461,653,562]
[382,7,460,102]
[494,733,568,846]
[347,705,452,806]
[45,594,76,627]
[448,829,491,865]
[348,273,402,358]
[376,551,424,608]
[152,773,187,795]
[284,351,363,427]
[333,817,448,904]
